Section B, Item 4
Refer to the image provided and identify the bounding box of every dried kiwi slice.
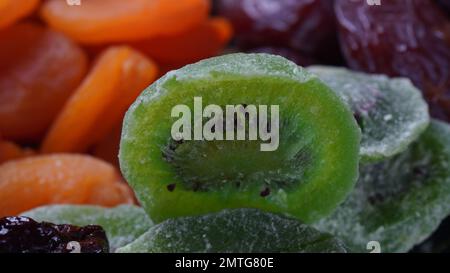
[120,53,360,223]
[314,120,450,252]
[116,209,348,253]
[23,205,153,252]
[308,66,429,163]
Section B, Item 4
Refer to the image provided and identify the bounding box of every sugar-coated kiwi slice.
[23,205,153,252]
[120,53,361,223]
[314,120,450,252]
[116,209,348,253]
[308,66,429,163]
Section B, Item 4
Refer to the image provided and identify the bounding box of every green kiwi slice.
[308,66,429,163]
[23,205,153,252]
[120,53,361,224]
[314,120,450,252]
[116,209,348,253]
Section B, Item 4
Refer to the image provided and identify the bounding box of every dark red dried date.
[0,216,109,253]
[335,0,450,121]
[437,0,450,15]
[216,0,341,63]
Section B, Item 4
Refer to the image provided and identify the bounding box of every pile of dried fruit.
[217,0,450,123]
[0,0,232,218]
[0,0,449,253]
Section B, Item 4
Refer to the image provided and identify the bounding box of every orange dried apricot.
[0,22,88,143]
[92,124,122,168]
[0,154,134,217]
[0,0,39,29]
[0,140,34,165]
[132,17,233,66]
[42,46,158,153]
[40,0,210,44]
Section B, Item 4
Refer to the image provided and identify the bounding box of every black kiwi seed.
[368,192,384,206]
[167,184,176,192]
[162,138,186,163]
[260,187,271,197]
[192,183,201,192]
[413,165,428,179]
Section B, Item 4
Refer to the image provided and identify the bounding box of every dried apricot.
[40,0,211,44]
[0,23,88,143]
[0,154,134,217]
[42,46,158,153]
[0,140,34,165]
[132,17,232,65]
[92,124,122,168]
[0,0,39,29]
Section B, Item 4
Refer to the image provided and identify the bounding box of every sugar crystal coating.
[315,120,450,252]
[308,66,429,162]
[117,209,348,253]
[120,53,361,224]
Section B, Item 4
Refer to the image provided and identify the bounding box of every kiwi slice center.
[162,112,313,193]
[154,75,322,195]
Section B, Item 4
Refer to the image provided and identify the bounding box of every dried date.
[335,0,450,121]
[0,216,109,253]
[217,0,341,63]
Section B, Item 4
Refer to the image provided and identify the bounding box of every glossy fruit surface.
[0,216,109,253]
[0,23,87,143]
[40,0,210,44]
[335,0,450,122]
[217,0,339,61]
